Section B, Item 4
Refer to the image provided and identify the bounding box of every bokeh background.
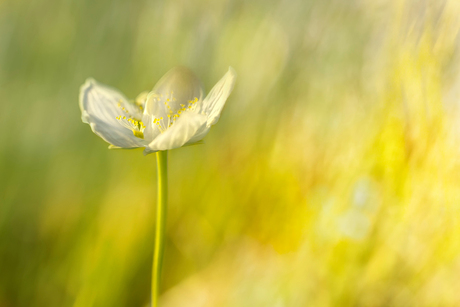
[2,0,460,306]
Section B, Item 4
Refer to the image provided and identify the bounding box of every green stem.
[152,150,168,307]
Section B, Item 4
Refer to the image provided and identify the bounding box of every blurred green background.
[2,0,460,306]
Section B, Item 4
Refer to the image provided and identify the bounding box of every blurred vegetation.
[1,0,460,306]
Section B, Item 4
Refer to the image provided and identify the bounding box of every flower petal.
[184,124,210,146]
[79,79,145,148]
[202,67,236,127]
[144,112,207,154]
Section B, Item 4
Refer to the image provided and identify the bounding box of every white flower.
[79,67,236,155]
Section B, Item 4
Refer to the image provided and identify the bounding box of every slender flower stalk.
[152,150,168,307]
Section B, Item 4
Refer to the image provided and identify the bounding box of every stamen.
[161,95,199,129]
[116,115,145,139]
[148,92,201,133]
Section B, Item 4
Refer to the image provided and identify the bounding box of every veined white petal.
[88,117,145,148]
[144,112,207,154]
[184,124,210,146]
[202,67,236,127]
[80,79,146,148]
[80,79,143,121]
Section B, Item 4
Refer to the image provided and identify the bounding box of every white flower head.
[79,67,236,155]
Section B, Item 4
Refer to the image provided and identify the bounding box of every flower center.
[116,116,146,139]
[115,101,145,139]
[151,92,199,133]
